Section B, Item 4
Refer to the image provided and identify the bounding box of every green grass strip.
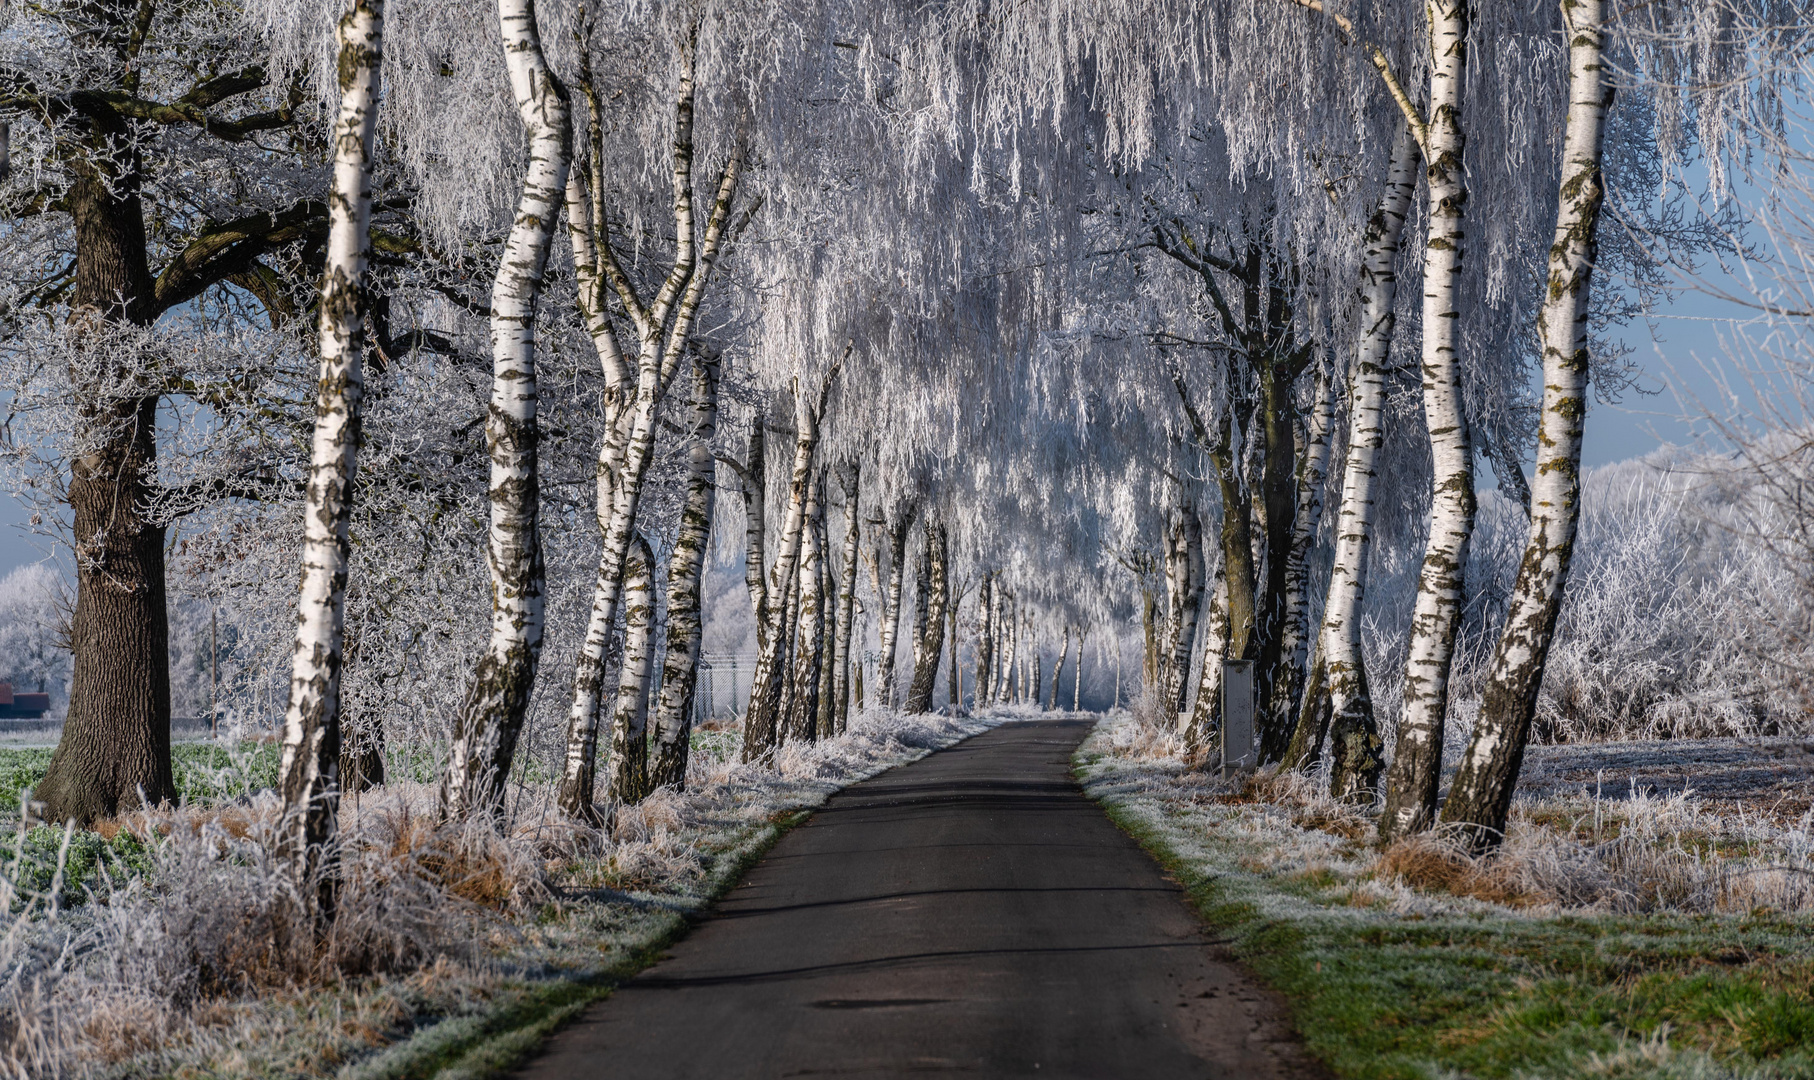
[1075,737,1814,1080]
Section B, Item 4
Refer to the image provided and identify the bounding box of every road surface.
[518,717,1325,1079]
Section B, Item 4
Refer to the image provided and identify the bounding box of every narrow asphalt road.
[517,717,1325,1079]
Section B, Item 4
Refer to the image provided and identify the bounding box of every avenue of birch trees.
[0,0,1809,920]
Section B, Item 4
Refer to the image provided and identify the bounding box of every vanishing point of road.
[517,717,1327,1079]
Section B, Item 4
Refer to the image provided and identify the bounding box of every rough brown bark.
[36,133,174,826]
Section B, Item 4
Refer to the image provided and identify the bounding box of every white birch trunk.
[833,463,860,732]
[904,522,948,714]
[947,582,965,710]
[1165,510,1205,720]
[974,573,994,707]
[786,472,827,743]
[1382,0,1476,822]
[441,0,569,821]
[556,39,744,816]
[558,365,742,795]
[740,423,769,637]
[1001,600,1019,704]
[1182,561,1228,754]
[279,0,382,908]
[1285,125,1418,777]
[743,368,839,758]
[818,532,838,738]
[649,354,718,791]
[1049,626,1069,711]
[1440,0,1611,848]
[876,509,913,706]
[1018,611,1032,704]
[1072,627,1085,711]
[607,534,655,806]
[1272,366,1333,725]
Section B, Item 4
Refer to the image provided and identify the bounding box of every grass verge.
[339,809,810,1080]
[1075,717,1814,1080]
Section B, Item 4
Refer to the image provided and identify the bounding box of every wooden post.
[1221,659,1255,778]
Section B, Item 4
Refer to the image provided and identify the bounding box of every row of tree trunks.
[1285,124,1418,794]
[904,522,949,713]
[742,364,843,760]
[553,17,746,821]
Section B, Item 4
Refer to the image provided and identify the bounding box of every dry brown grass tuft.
[1375,833,1542,906]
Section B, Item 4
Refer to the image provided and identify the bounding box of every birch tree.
[555,16,746,819]
[1381,0,1479,826]
[1072,626,1086,710]
[278,0,384,915]
[974,572,995,706]
[873,504,915,707]
[440,0,572,821]
[649,353,721,790]
[785,472,829,742]
[904,521,949,713]
[832,462,861,731]
[1438,0,1614,849]
[607,534,656,806]
[1285,126,1419,785]
[743,361,842,759]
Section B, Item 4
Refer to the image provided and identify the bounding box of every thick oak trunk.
[36,112,172,826]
